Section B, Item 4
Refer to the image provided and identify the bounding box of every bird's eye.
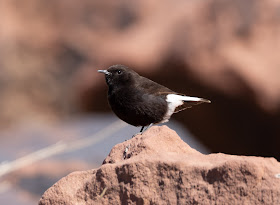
[117,70,122,74]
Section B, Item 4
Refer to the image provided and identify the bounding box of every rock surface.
[39,126,280,205]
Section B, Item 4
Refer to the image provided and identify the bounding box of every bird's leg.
[140,123,154,135]
[132,124,153,138]
[140,126,145,133]
[131,126,144,138]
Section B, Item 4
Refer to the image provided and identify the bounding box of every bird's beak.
[98,70,111,75]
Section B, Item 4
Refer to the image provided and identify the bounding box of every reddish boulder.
[39,126,280,205]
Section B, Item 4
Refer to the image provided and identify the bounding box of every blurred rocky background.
[0,0,280,204]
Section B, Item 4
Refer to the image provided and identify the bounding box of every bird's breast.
[107,88,168,126]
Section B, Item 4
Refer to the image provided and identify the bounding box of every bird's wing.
[136,76,210,112]
[137,76,173,94]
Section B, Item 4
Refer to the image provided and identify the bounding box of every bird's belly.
[108,93,167,127]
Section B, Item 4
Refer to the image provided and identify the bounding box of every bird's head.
[98,64,136,87]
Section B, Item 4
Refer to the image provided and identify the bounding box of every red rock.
[39,126,280,205]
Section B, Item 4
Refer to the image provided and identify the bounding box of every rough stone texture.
[39,126,280,205]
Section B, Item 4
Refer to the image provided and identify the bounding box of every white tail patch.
[160,94,209,123]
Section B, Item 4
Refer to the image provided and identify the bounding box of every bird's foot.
[132,132,141,138]
[132,123,154,138]
[140,123,154,135]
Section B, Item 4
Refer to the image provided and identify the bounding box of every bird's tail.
[180,96,211,103]
[166,94,211,113]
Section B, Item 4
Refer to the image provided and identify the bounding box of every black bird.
[98,65,210,134]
